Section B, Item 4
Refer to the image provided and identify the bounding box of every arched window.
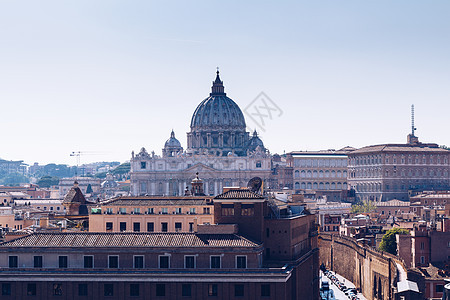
[331,182,336,190]
[325,182,330,190]
[337,182,342,189]
[301,170,306,178]
[325,171,330,178]
[313,182,318,189]
[313,170,318,178]
[295,182,300,189]
[337,170,342,178]
[343,171,347,178]
[301,182,306,189]
[307,171,312,178]
[294,170,300,178]
[331,170,336,178]
[319,182,324,189]
[307,182,312,189]
[343,182,347,189]
[319,170,324,178]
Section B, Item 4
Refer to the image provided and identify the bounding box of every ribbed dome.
[247,130,265,152]
[164,130,181,148]
[190,71,246,130]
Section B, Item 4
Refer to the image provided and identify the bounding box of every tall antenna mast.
[411,104,416,136]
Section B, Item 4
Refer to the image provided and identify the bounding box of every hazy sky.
[1,1,449,165]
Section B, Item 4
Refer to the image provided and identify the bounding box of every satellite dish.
[247,177,263,193]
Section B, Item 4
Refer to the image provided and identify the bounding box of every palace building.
[130,71,272,196]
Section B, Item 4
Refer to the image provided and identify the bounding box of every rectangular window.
[189,222,194,232]
[241,204,254,216]
[261,284,270,297]
[53,283,62,296]
[175,207,182,214]
[104,284,114,297]
[33,256,43,268]
[203,207,210,214]
[147,208,154,214]
[436,284,444,293]
[234,284,244,297]
[133,222,140,232]
[182,284,191,297]
[159,255,170,268]
[8,256,18,268]
[119,207,127,214]
[161,222,168,232]
[140,162,146,169]
[59,256,68,268]
[133,208,141,214]
[221,204,234,216]
[161,208,168,214]
[27,283,37,296]
[78,283,88,296]
[208,284,218,296]
[175,222,182,232]
[210,256,221,269]
[108,256,119,268]
[236,256,247,269]
[120,222,127,232]
[2,283,11,296]
[156,284,165,297]
[134,256,144,269]
[147,222,154,232]
[84,256,94,268]
[130,283,140,297]
[189,208,196,214]
[420,242,424,250]
[106,222,113,231]
[420,256,425,264]
[185,255,195,268]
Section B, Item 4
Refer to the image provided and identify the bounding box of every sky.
[1,1,449,165]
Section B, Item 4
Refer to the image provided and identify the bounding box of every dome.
[247,130,265,152]
[190,71,246,131]
[164,130,182,148]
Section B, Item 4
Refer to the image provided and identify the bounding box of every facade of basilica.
[130,71,272,196]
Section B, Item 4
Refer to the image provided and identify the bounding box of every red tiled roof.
[214,189,264,200]
[0,232,259,248]
[350,143,449,154]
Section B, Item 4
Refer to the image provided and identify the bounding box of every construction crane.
[70,151,109,177]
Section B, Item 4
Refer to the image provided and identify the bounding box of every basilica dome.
[190,71,246,131]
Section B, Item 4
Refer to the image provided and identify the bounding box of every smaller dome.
[164,130,182,148]
[247,130,265,152]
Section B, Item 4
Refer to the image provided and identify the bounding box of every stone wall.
[319,233,404,300]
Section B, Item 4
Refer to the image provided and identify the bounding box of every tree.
[351,200,377,214]
[379,228,409,255]
[112,163,130,175]
[37,176,59,188]
[0,172,29,185]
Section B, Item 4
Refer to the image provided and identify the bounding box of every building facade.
[130,71,272,196]
[348,136,450,201]
[89,196,214,233]
[286,148,353,200]
[0,187,320,300]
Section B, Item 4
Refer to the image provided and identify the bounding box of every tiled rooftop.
[350,143,449,154]
[0,232,259,248]
[214,189,265,200]
[102,197,211,206]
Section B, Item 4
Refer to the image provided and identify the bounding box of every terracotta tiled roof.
[102,197,211,206]
[214,189,264,200]
[0,232,259,248]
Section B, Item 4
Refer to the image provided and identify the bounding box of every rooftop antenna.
[411,104,417,136]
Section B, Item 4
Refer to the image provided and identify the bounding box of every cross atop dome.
[211,68,226,96]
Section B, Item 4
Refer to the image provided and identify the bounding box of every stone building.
[348,134,450,202]
[0,188,319,300]
[286,148,354,201]
[130,71,272,196]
